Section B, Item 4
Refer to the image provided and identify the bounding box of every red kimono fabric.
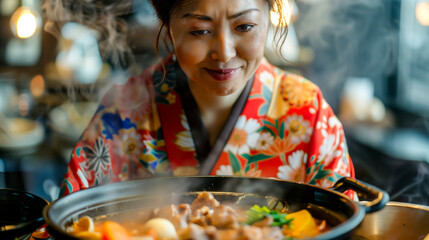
[59,55,355,198]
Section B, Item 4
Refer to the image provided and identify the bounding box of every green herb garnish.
[245,205,293,227]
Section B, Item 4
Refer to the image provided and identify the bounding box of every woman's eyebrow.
[181,8,260,21]
[228,8,260,19]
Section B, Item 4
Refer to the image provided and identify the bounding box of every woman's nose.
[210,32,236,63]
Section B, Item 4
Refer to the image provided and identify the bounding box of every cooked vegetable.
[101,221,130,240]
[74,231,102,240]
[245,205,293,227]
[142,218,178,239]
[67,216,95,233]
[66,193,330,240]
[282,210,320,238]
[67,215,101,239]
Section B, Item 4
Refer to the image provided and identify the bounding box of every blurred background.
[0,0,428,205]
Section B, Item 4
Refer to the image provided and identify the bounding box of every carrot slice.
[101,221,130,240]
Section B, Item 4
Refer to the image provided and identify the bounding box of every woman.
[56,0,355,198]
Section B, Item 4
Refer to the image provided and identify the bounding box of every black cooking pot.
[0,188,49,239]
[43,176,389,240]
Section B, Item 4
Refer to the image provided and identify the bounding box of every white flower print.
[225,116,261,155]
[277,150,307,182]
[174,113,195,151]
[77,169,89,188]
[328,116,341,128]
[216,165,234,176]
[318,133,342,166]
[322,99,329,109]
[284,114,313,144]
[175,131,194,151]
[259,71,275,91]
[113,129,143,162]
[334,153,350,177]
[319,178,334,188]
[256,132,274,150]
[316,115,328,138]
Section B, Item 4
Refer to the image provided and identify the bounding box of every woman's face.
[169,0,270,96]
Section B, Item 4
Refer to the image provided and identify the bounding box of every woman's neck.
[188,81,246,145]
[190,86,243,111]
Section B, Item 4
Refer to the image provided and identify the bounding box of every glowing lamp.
[266,0,301,64]
[416,2,429,26]
[10,7,41,39]
[270,0,291,27]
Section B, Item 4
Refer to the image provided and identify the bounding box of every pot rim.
[386,201,429,211]
[43,176,370,240]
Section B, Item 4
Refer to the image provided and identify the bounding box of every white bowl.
[48,101,98,143]
[0,118,45,151]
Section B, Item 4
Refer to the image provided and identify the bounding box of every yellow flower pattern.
[267,74,317,119]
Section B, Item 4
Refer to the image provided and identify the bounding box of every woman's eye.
[235,24,254,32]
[190,30,210,36]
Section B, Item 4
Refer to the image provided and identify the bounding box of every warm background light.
[10,7,40,39]
[30,75,45,98]
[416,2,429,26]
[18,93,30,116]
[270,0,291,27]
[17,12,37,38]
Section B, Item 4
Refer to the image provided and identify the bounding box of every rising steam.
[295,0,398,110]
[42,0,134,68]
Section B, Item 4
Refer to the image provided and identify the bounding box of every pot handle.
[331,177,390,213]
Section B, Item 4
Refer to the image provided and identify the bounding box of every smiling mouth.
[205,68,240,81]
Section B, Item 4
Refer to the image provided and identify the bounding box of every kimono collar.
[174,61,255,174]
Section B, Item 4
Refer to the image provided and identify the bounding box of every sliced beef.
[209,205,239,229]
[190,206,212,226]
[190,192,220,212]
[251,216,273,228]
[151,204,191,229]
[148,193,286,240]
[178,223,217,240]
[260,227,284,240]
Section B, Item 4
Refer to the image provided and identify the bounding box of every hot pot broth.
[66,192,333,239]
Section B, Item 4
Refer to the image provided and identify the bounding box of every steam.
[294,0,398,110]
[42,0,134,68]
[294,1,429,205]
[42,0,139,102]
[389,161,429,205]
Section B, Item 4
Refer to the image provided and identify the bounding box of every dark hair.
[43,0,288,69]
[149,0,289,59]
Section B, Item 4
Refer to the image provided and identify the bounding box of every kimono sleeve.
[305,91,355,198]
[58,108,108,197]
[58,73,156,197]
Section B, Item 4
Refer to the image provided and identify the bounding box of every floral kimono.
[59,54,355,198]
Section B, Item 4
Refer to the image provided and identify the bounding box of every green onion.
[245,204,293,227]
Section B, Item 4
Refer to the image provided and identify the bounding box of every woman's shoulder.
[257,58,322,97]
[144,54,174,71]
[258,59,329,121]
